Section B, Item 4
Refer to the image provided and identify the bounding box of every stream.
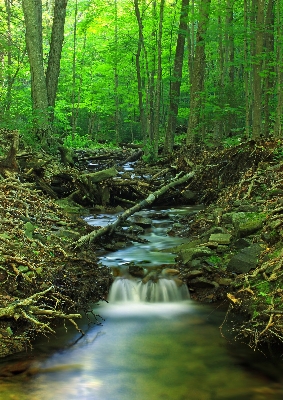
[1,206,283,399]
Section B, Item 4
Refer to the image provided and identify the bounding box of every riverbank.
[172,139,283,351]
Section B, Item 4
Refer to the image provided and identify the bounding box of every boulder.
[230,212,265,237]
[186,270,203,279]
[227,243,263,274]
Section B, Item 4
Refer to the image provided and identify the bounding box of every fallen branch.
[75,171,195,247]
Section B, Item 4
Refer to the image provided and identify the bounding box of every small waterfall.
[108,277,190,303]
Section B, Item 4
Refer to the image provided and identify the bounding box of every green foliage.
[207,255,221,268]
[0,0,283,150]
[223,136,242,148]
[273,142,283,162]
[64,133,93,149]
[142,142,160,163]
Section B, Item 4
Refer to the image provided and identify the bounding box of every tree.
[186,0,211,145]
[164,0,189,154]
[251,0,264,139]
[22,0,67,141]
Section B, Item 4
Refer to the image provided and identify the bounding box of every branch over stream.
[75,171,195,247]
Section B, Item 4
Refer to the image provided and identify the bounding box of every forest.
[2,0,283,383]
[0,0,281,158]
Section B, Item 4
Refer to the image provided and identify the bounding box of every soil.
[1,133,283,357]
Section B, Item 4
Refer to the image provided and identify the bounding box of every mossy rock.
[230,212,266,237]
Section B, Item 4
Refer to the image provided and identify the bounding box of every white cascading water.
[108,277,190,303]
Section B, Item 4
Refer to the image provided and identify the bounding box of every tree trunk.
[153,0,165,158]
[46,0,68,122]
[22,0,50,140]
[186,0,211,145]
[244,0,251,137]
[134,0,149,151]
[263,0,275,137]
[252,0,264,139]
[164,0,189,154]
[274,0,283,137]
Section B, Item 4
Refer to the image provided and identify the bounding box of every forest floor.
[0,132,283,362]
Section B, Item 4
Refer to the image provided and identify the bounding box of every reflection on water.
[1,301,283,400]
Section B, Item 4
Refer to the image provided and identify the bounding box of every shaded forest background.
[0,0,282,160]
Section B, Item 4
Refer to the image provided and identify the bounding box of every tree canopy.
[0,0,282,154]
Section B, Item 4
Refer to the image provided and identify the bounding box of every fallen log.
[75,171,195,247]
[117,149,143,166]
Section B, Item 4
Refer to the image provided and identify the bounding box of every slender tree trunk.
[134,0,146,142]
[187,0,195,86]
[114,0,120,145]
[263,0,275,137]
[274,0,283,137]
[134,0,150,153]
[71,0,78,138]
[164,0,189,154]
[252,0,264,139]
[244,0,251,137]
[224,0,235,135]
[4,0,12,115]
[46,0,68,122]
[186,0,211,145]
[153,0,165,158]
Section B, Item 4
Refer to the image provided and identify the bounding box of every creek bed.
[0,206,283,399]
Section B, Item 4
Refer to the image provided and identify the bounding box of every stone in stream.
[128,265,145,278]
[129,215,152,227]
[161,268,180,276]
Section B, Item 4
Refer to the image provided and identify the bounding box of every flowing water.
[1,207,283,399]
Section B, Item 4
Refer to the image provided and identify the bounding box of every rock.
[209,233,232,245]
[161,268,179,276]
[216,245,229,253]
[173,278,184,287]
[186,270,203,279]
[190,259,203,268]
[227,243,263,274]
[181,189,197,202]
[142,271,159,283]
[189,278,218,288]
[179,246,213,264]
[234,238,250,249]
[231,212,265,237]
[206,226,226,235]
[129,265,145,278]
[217,278,233,285]
[201,241,218,249]
[129,215,152,227]
[237,219,264,237]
